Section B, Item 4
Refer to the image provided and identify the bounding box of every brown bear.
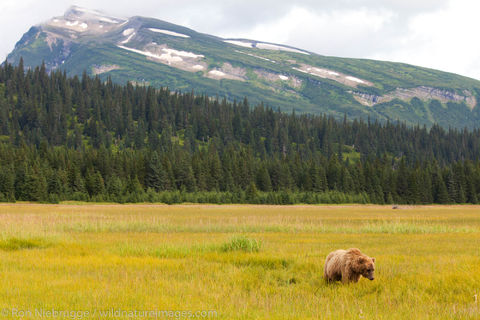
[323,248,375,283]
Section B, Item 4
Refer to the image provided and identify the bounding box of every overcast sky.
[1,0,479,79]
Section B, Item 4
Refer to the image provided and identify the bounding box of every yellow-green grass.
[0,204,479,319]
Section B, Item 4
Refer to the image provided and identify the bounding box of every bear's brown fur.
[323,248,375,283]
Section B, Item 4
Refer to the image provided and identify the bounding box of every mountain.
[6,6,480,128]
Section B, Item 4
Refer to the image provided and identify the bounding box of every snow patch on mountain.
[346,76,366,84]
[46,6,126,35]
[120,31,136,44]
[293,64,372,88]
[255,43,309,55]
[117,44,205,72]
[224,40,253,48]
[67,6,125,24]
[122,28,135,36]
[192,65,205,71]
[99,17,122,24]
[148,28,190,38]
[117,45,158,58]
[235,50,276,63]
[208,70,225,77]
[226,40,308,55]
[161,48,203,59]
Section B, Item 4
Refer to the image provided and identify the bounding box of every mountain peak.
[42,5,126,36]
[63,5,125,22]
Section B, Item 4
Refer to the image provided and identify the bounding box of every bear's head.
[357,256,375,280]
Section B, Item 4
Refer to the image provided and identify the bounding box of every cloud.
[220,6,395,58]
[150,0,448,34]
[369,0,480,78]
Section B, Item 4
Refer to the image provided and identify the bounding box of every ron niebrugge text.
[1,308,218,319]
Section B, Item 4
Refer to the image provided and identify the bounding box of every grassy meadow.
[0,204,479,319]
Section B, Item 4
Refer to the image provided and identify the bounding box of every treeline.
[0,144,478,204]
[0,60,479,204]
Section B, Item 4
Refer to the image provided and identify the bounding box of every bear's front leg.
[341,267,360,283]
[341,266,351,283]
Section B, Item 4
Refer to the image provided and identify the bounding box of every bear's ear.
[371,257,375,263]
[358,257,366,264]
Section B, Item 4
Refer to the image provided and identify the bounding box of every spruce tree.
[145,151,166,191]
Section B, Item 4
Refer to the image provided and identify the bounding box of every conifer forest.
[0,61,479,204]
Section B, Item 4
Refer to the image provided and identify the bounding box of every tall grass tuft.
[0,237,50,251]
[221,235,261,253]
